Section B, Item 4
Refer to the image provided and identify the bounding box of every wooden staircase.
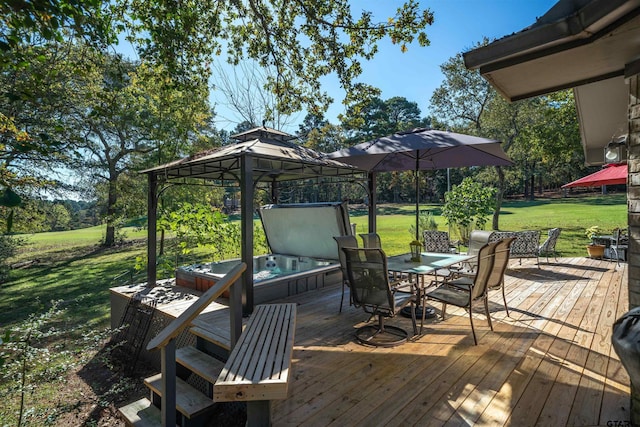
[119,343,227,426]
[118,264,245,427]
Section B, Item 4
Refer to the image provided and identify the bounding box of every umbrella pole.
[415,158,420,242]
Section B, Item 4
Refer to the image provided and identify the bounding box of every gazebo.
[140,127,365,315]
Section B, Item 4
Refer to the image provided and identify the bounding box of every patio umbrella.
[328,128,513,240]
[561,163,627,188]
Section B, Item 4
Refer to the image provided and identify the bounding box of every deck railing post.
[230,277,243,350]
[161,339,176,427]
[160,340,176,427]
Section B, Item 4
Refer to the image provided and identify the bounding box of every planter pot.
[586,244,605,259]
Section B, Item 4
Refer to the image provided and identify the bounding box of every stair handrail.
[147,262,246,351]
[145,262,246,427]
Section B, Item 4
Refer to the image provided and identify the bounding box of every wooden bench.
[214,303,296,426]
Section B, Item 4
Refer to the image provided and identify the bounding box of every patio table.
[387,252,472,331]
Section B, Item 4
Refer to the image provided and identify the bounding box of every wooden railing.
[146,262,246,427]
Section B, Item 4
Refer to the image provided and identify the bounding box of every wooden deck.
[193,256,630,426]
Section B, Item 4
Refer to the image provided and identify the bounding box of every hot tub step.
[189,325,231,350]
[176,346,225,384]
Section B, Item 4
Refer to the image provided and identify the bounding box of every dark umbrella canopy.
[328,128,513,172]
[328,128,513,240]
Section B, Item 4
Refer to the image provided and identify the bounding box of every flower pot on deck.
[586,244,605,259]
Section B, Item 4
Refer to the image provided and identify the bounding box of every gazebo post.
[147,172,158,286]
[240,154,255,315]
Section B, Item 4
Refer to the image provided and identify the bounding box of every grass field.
[0,194,628,426]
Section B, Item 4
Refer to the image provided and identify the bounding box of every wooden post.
[160,340,176,427]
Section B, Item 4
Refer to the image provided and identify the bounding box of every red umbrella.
[562,163,627,188]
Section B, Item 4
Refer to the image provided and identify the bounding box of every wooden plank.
[146,263,246,351]
[144,373,215,419]
[599,264,631,423]
[176,346,226,384]
[118,397,163,427]
[214,303,296,402]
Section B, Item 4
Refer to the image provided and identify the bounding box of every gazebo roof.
[141,126,364,184]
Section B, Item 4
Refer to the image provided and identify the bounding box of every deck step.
[118,397,165,427]
[176,346,225,384]
[144,373,215,419]
[189,325,231,350]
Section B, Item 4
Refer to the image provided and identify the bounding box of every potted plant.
[585,226,605,258]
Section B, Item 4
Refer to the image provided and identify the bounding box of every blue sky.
[210,0,558,133]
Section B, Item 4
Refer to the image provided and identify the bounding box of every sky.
[212,0,559,133]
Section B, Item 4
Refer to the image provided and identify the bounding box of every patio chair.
[610,227,629,267]
[539,228,561,263]
[449,237,516,317]
[341,247,418,347]
[424,241,498,345]
[334,235,359,313]
[359,232,382,249]
[423,230,451,253]
[453,230,493,276]
[423,230,457,281]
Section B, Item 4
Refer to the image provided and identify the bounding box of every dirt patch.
[12,342,245,426]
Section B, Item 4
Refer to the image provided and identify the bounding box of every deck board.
[153,256,630,426]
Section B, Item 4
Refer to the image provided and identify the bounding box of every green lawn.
[349,194,627,257]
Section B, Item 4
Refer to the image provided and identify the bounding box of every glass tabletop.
[387,252,472,275]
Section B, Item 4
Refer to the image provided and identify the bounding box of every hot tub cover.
[259,202,352,260]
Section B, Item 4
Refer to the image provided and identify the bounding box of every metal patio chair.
[610,227,629,267]
[359,232,382,249]
[424,241,498,345]
[423,230,457,281]
[449,237,516,317]
[342,247,417,347]
[539,228,561,263]
[334,235,359,313]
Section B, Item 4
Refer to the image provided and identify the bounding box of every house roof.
[463,0,640,165]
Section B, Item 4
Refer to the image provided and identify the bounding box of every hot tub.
[175,202,352,303]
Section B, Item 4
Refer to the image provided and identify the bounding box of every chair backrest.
[341,247,395,316]
[423,230,450,253]
[539,228,561,252]
[469,241,498,301]
[468,230,493,255]
[488,237,516,290]
[613,227,628,245]
[359,232,382,249]
[334,235,359,276]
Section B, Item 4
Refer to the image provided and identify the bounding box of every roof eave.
[464,0,640,72]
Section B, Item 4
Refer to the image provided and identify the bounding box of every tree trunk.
[104,177,118,247]
[492,166,505,230]
[529,174,535,200]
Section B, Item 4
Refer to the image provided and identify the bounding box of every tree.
[340,96,425,143]
[120,0,434,115]
[1,0,113,70]
[298,112,329,140]
[210,60,296,130]
[442,177,496,243]
[431,46,511,230]
[49,204,71,231]
[64,48,212,246]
